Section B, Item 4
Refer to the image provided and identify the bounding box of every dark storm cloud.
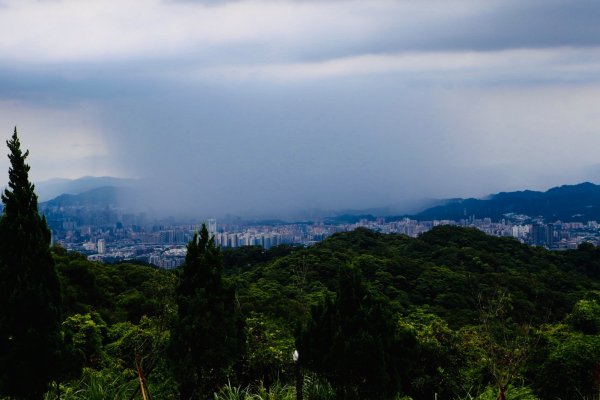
[208,0,600,62]
[408,0,600,51]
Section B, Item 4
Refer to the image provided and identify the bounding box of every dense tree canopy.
[3,214,599,399]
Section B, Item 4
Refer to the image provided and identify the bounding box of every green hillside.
[38,226,600,400]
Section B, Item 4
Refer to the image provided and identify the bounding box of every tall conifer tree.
[170,224,244,399]
[0,128,62,399]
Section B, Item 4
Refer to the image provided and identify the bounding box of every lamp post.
[293,350,303,400]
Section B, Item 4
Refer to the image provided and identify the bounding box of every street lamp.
[293,350,302,400]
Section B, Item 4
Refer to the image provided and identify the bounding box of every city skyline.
[65,212,600,268]
[2,1,600,217]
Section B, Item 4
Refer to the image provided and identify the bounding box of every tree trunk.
[497,385,507,400]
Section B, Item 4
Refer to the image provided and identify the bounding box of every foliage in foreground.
[213,377,336,400]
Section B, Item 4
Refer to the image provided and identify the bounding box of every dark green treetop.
[3,129,38,221]
[0,128,62,399]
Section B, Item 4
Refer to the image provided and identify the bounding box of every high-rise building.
[547,223,555,248]
[175,230,186,244]
[208,219,217,238]
[97,239,106,254]
[227,233,238,248]
[531,224,549,247]
[263,234,272,250]
[160,230,175,244]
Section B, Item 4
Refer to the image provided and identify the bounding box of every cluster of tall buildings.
[213,232,282,249]
[148,247,186,269]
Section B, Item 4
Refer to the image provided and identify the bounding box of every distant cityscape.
[50,210,600,269]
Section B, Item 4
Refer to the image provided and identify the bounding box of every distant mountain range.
[411,182,600,222]
[35,176,134,202]
[32,177,137,230]
[41,186,129,208]
[32,177,600,224]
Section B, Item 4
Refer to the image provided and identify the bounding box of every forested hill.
[231,226,600,328]
[412,181,600,221]
[52,226,600,399]
[56,226,600,328]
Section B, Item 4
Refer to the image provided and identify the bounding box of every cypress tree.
[0,128,62,399]
[170,224,244,399]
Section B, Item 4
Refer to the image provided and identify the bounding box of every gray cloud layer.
[0,0,599,218]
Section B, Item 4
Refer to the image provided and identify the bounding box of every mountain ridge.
[412,181,600,222]
[33,179,600,224]
[35,176,135,202]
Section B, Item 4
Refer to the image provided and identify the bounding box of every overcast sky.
[1,0,600,218]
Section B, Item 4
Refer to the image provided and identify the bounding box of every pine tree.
[170,224,244,399]
[0,128,62,399]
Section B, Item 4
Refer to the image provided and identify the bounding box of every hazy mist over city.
[2,0,600,218]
